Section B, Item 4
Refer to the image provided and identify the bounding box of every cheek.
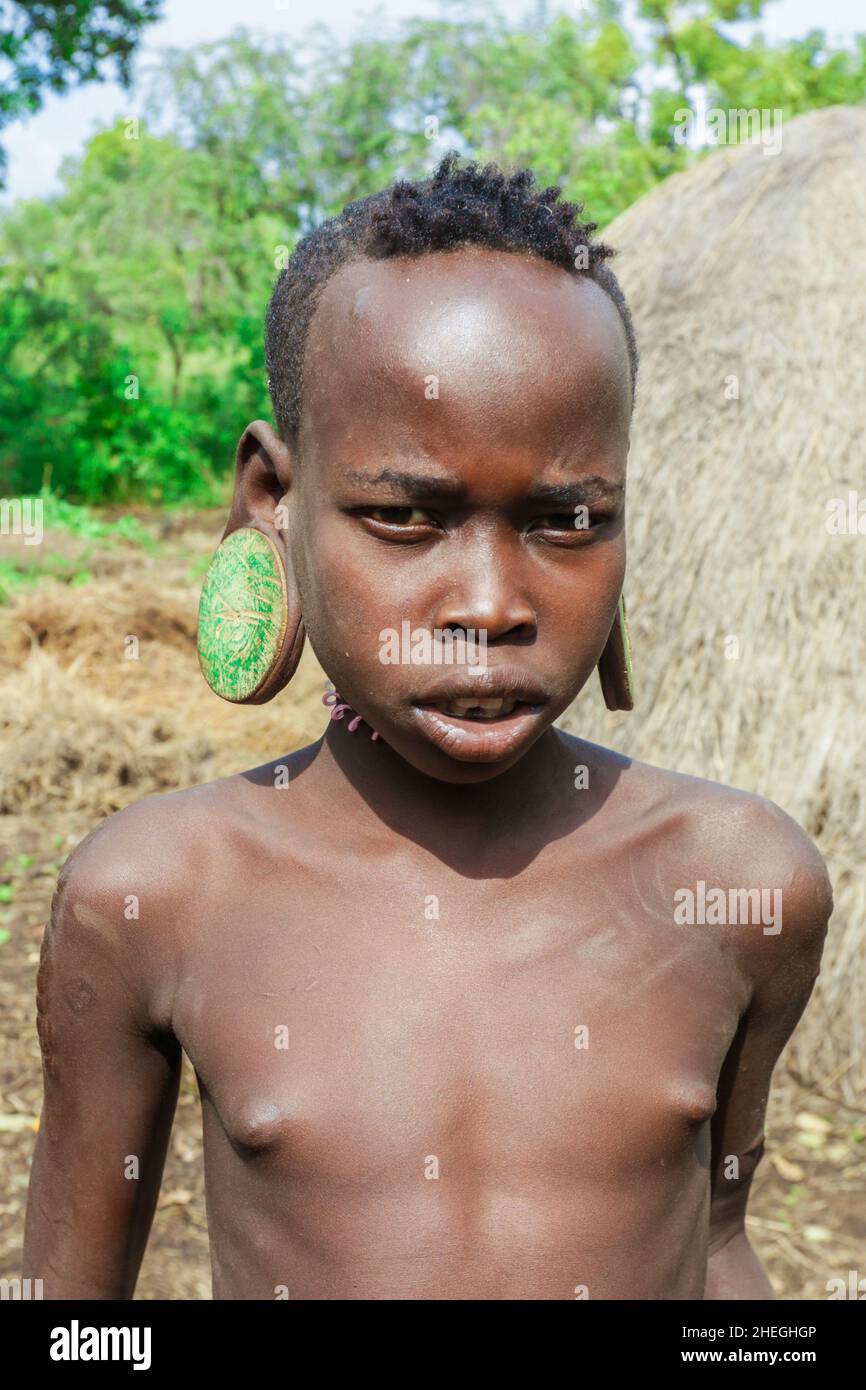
[292,519,398,675]
[542,544,626,668]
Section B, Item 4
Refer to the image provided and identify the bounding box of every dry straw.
[561,106,866,1103]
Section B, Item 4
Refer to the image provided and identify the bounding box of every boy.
[23,154,832,1300]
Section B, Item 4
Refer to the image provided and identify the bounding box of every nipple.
[322,688,381,741]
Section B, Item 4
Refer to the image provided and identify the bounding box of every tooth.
[431,695,525,718]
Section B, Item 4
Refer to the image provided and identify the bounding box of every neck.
[306,713,587,871]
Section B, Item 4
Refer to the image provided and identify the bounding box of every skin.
[23,245,833,1300]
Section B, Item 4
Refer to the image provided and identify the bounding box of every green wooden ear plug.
[197,528,289,703]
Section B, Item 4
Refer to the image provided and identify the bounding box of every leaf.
[794,1111,832,1135]
[804,1225,832,1244]
[159,1189,194,1207]
[771,1153,805,1182]
[0,1114,39,1132]
[797,1132,826,1150]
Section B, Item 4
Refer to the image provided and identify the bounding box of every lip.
[408,668,548,707]
[409,701,546,762]
[408,669,549,763]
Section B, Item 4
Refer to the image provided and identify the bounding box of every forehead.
[298,245,631,464]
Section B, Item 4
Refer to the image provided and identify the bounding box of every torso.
[166,742,753,1300]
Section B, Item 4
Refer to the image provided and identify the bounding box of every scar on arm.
[35,897,106,1079]
[35,930,56,1078]
[72,899,117,939]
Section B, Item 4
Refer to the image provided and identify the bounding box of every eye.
[532,513,604,532]
[366,507,434,526]
[527,510,611,544]
[358,505,441,542]
[536,514,587,530]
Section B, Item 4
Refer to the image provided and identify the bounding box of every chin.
[382,706,557,783]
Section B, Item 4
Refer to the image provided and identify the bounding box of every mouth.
[426,695,526,720]
[409,682,548,762]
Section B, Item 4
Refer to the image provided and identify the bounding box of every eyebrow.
[343,468,465,498]
[343,469,623,506]
[526,477,624,507]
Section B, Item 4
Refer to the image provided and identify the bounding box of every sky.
[2,0,861,204]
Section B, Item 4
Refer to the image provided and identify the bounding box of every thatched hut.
[562,105,866,1103]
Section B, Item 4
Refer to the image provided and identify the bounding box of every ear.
[205,420,305,705]
[223,420,295,541]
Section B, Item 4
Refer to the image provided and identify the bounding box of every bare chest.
[173,873,744,1187]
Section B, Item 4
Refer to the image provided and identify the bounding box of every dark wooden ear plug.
[597,594,634,712]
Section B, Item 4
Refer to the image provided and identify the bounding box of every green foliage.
[0,491,154,604]
[0,128,266,503]
[0,0,863,503]
[0,0,164,184]
[34,494,152,545]
[0,556,91,605]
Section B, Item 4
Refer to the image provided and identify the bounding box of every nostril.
[436,606,537,645]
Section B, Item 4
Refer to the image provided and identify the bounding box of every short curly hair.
[265,151,638,442]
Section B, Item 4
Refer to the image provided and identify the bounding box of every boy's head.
[228,154,636,783]
[265,152,638,442]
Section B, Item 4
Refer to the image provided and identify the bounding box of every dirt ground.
[1,512,863,1299]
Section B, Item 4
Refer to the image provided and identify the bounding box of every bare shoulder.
[44,772,261,1029]
[568,734,834,966]
[617,746,832,964]
[56,777,237,914]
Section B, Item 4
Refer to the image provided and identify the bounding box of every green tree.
[0,0,164,185]
[638,0,866,122]
[0,120,270,502]
[1,1,864,503]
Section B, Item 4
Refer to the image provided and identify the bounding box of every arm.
[704,807,833,1300]
[23,823,182,1299]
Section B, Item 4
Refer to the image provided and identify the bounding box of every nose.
[432,540,537,643]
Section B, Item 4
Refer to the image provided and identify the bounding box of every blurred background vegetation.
[1,0,864,507]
